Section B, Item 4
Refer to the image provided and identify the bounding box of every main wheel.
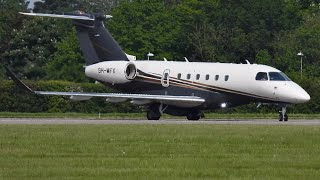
[187,112,201,121]
[279,114,283,121]
[147,104,161,120]
[147,110,161,120]
[284,114,288,121]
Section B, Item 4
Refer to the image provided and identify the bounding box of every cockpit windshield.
[269,72,291,81]
[280,72,292,81]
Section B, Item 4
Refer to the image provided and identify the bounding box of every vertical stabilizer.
[71,13,129,65]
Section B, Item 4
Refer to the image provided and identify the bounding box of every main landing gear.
[147,104,168,120]
[186,110,203,121]
[147,109,161,120]
[279,106,288,121]
[147,104,161,120]
[146,104,203,121]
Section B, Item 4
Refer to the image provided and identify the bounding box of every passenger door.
[161,69,170,87]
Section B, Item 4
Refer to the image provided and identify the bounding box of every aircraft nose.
[295,88,311,103]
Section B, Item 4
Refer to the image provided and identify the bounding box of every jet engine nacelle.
[85,61,137,84]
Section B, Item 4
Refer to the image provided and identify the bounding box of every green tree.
[109,1,183,60]
[2,17,71,79]
[0,0,28,46]
[46,29,88,82]
[0,0,28,79]
[34,0,128,13]
[273,13,320,77]
[33,0,81,13]
[256,50,272,65]
[176,0,302,62]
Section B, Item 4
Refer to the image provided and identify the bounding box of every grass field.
[0,125,319,179]
[0,112,320,119]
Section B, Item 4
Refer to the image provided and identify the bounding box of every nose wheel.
[279,106,288,121]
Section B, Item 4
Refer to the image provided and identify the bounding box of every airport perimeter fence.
[0,80,319,114]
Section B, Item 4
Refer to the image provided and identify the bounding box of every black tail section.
[69,13,128,65]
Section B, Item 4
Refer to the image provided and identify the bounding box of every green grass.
[0,125,319,179]
[0,112,319,119]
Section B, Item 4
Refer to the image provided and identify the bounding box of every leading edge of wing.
[35,91,206,104]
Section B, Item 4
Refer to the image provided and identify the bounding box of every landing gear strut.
[279,106,288,121]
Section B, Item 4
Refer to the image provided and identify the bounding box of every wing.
[4,67,205,107]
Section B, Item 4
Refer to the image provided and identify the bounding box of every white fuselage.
[85,60,310,107]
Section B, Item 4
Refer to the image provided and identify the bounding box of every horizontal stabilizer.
[19,12,113,21]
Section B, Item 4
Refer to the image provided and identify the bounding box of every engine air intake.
[125,63,137,80]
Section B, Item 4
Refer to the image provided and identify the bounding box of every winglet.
[4,66,35,94]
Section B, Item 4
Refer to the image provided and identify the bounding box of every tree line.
[0,0,319,113]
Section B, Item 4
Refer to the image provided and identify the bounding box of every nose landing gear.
[279,106,288,121]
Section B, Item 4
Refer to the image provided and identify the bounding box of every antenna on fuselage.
[163,58,167,61]
[245,60,250,64]
[184,57,189,62]
[147,52,154,60]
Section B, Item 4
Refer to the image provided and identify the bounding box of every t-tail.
[20,12,129,65]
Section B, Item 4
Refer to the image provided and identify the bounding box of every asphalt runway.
[0,118,320,125]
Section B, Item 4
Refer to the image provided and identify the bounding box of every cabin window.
[177,73,181,79]
[269,72,287,81]
[256,72,268,81]
[187,74,191,80]
[225,75,229,81]
[215,75,219,81]
[196,74,200,80]
[206,74,210,80]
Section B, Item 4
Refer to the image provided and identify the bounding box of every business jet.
[5,12,310,121]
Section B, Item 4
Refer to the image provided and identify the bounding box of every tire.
[147,110,160,120]
[187,113,200,121]
[279,114,288,121]
[279,114,283,121]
